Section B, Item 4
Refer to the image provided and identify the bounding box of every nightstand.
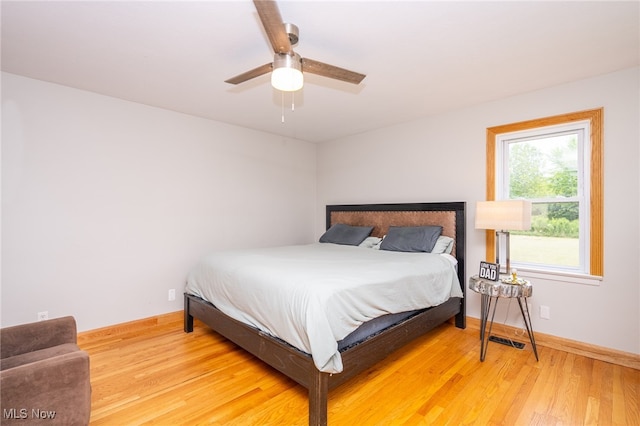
[469,275,539,362]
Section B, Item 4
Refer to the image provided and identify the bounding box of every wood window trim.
[485,108,604,276]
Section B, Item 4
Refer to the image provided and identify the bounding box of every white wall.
[3,68,638,356]
[317,67,640,355]
[1,72,317,331]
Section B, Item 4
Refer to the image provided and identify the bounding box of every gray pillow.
[380,226,443,253]
[319,224,374,246]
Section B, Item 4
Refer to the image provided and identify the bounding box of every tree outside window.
[503,131,583,270]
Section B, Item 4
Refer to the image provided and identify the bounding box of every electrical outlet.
[37,311,48,321]
[540,305,551,320]
[168,289,176,301]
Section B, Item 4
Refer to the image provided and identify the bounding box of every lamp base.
[495,230,512,276]
[488,335,525,349]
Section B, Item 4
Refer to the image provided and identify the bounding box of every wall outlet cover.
[540,305,551,320]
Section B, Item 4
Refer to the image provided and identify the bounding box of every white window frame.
[495,121,590,275]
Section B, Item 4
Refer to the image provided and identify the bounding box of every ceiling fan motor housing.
[284,23,299,46]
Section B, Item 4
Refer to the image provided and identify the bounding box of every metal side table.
[469,275,539,362]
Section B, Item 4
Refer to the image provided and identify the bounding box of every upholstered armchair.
[0,316,91,425]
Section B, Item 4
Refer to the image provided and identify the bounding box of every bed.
[184,202,466,425]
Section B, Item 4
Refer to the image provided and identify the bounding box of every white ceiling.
[2,1,638,143]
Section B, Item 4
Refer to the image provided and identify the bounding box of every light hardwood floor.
[78,312,639,425]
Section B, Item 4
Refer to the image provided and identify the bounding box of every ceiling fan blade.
[225,62,273,85]
[302,58,366,85]
[253,0,292,54]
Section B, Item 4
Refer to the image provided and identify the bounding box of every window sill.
[516,268,603,286]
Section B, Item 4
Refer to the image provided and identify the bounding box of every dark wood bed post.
[309,372,329,426]
[453,201,466,329]
[184,293,194,333]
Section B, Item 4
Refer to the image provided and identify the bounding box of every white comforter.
[185,243,462,373]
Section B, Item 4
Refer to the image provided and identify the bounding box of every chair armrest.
[1,316,78,359]
[0,350,91,425]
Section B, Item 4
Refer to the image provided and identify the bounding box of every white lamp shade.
[475,200,532,231]
[271,53,303,92]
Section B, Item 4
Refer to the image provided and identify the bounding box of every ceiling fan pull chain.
[291,91,295,112]
[281,91,285,123]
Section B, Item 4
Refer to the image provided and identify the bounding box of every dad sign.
[479,261,499,281]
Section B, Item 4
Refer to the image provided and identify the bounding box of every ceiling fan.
[225,0,366,92]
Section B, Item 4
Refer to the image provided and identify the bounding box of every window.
[486,109,603,277]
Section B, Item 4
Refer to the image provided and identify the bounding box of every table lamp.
[475,200,532,275]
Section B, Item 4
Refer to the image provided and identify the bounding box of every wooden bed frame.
[184,202,466,425]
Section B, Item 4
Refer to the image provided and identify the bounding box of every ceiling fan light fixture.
[271,53,303,92]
